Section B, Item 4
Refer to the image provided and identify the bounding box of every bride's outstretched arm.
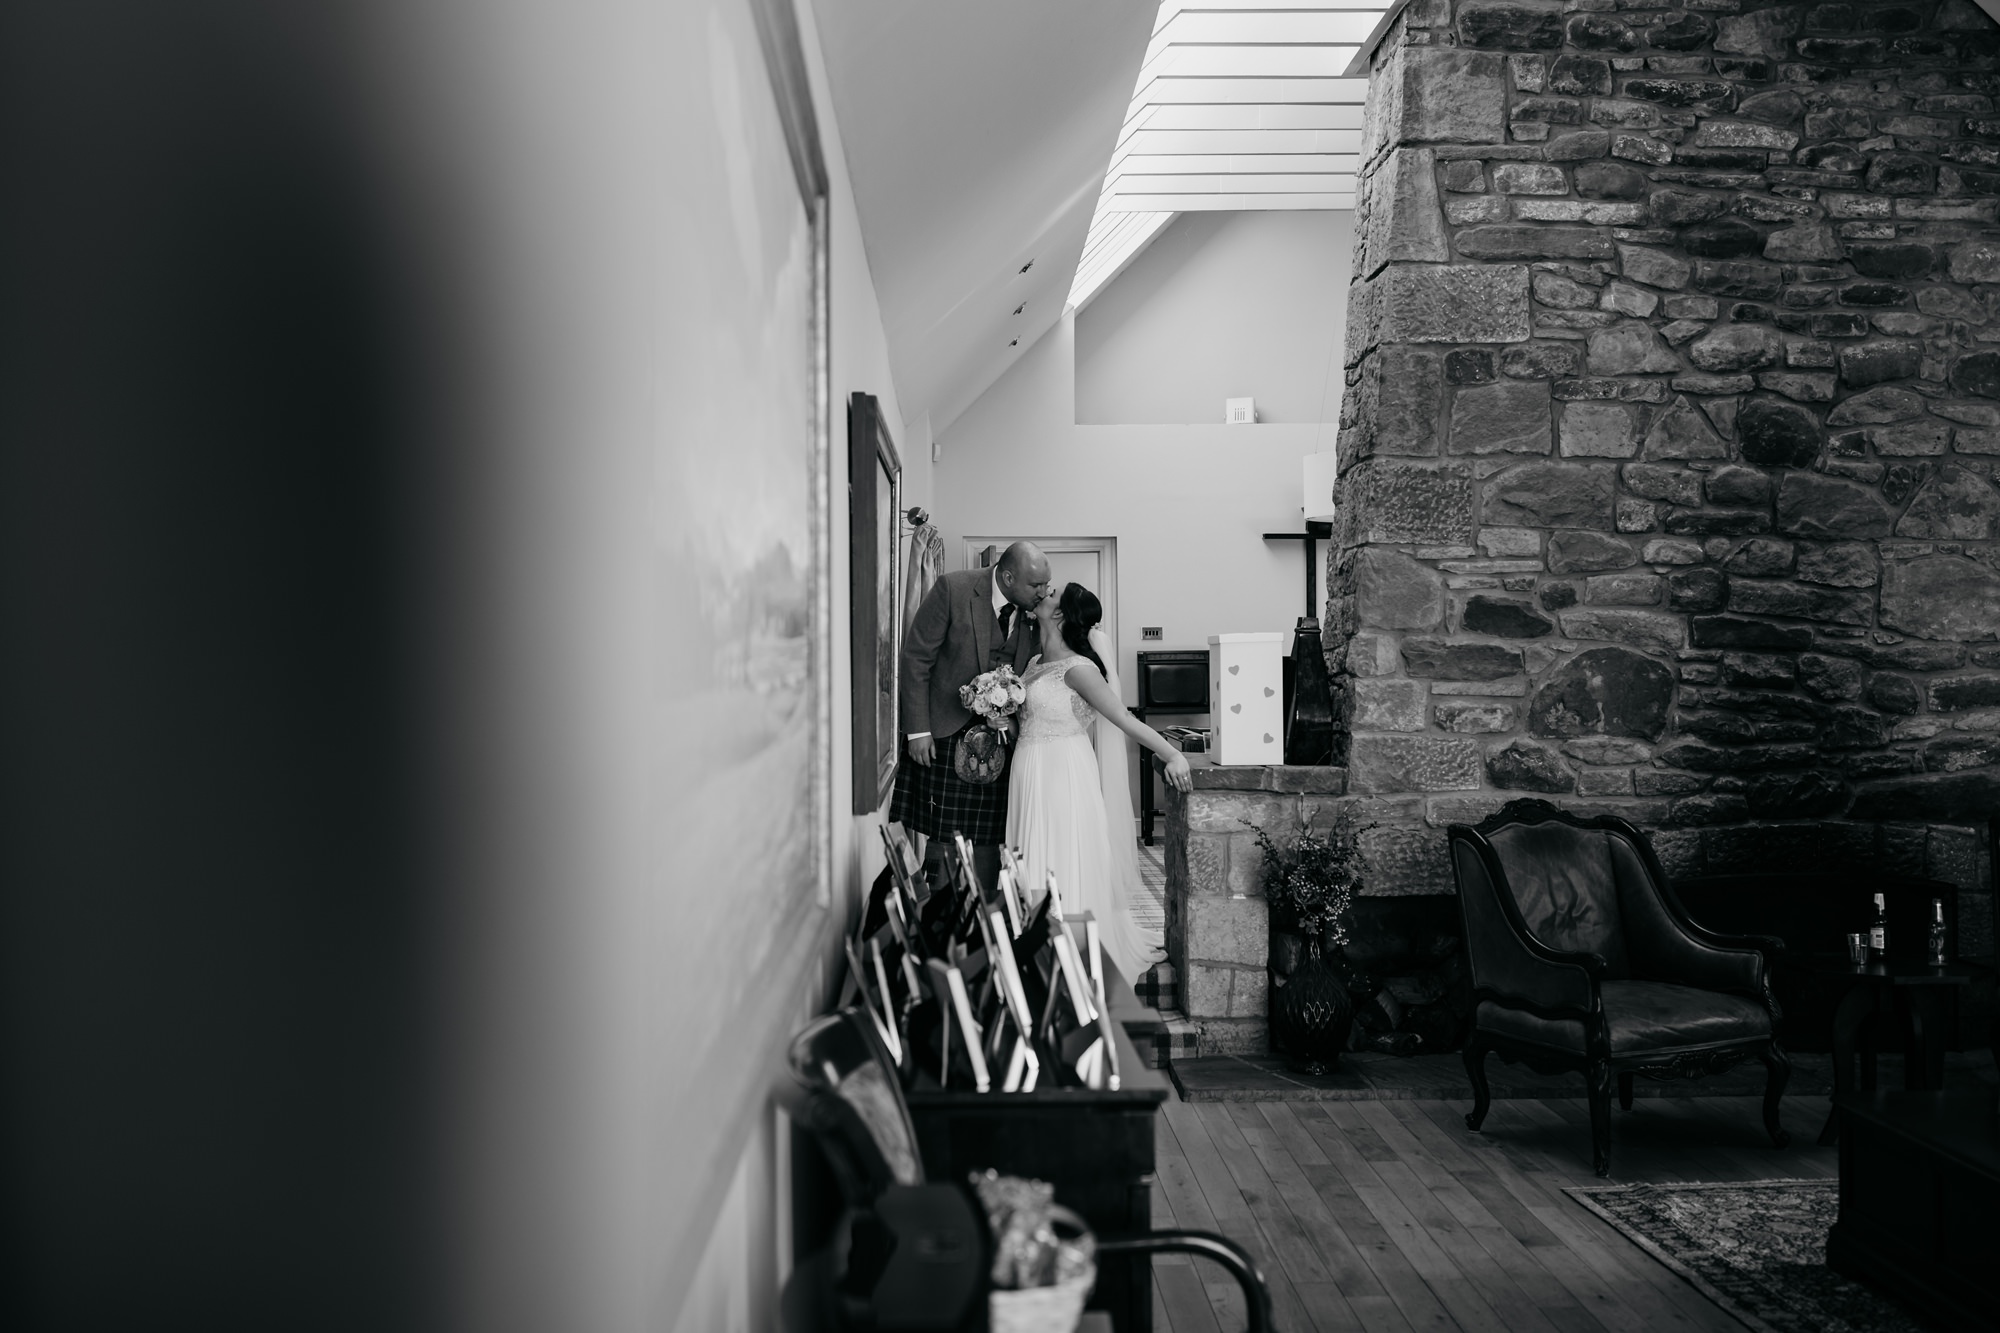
[1064,661,1193,793]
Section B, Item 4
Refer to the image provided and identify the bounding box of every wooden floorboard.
[1152,1087,1838,1332]
[1262,1103,1460,1333]
[1163,1100,1318,1333]
[1155,1258,1222,1333]
[1379,1101,1683,1333]
[1354,1104,1610,1331]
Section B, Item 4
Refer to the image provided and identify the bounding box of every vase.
[1271,938,1353,1076]
[1283,617,1335,766]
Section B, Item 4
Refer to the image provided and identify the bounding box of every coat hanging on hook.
[903,512,943,635]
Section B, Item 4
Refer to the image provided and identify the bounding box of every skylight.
[1065,0,1395,312]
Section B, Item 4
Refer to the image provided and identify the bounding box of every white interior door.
[962,537,1117,681]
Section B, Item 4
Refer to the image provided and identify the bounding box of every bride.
[1006,582,1192,982]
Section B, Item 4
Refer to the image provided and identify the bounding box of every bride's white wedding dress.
[1005,654,1165,982]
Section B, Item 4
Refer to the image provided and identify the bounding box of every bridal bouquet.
[960,665,1026,739]
[954,665,1025,785]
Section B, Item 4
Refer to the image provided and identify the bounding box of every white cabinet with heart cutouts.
[1206,632,1283,766]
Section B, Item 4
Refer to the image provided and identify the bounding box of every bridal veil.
[1088,634,1165,981]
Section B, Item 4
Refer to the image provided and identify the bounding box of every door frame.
[964,535,1116,643]
[965,535,1136,834]
[962,535,1119,691]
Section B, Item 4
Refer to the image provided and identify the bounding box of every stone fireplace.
[1163,0,2000,1059]
[1321,0,2000,962]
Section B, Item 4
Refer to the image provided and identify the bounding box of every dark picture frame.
[848,391,902,813]
[656,0,835,1311]
[749,0,834,903]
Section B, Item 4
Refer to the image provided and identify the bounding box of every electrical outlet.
[1142,627,1162,640]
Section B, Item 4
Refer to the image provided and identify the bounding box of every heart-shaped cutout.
[1264,686,1275,697]
[1231,703,1242,713]
[1263,733,1274,744]
[1228,665,1241,676]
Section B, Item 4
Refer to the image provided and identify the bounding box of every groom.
[891,541,1051,891]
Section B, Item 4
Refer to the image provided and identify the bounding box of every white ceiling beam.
[1108,154,1359,178]
[1154,0,1390,26]
[1135,76,1369,103]
[1137,44,1359,82]
[1111,101,1367,153]
[1129,103,1365,130]
[1106,192,1354,210]
[1104,137,1368,171]
[1107,170,1354,191]
[1119,128,1361,154]
[1067,211,1178,311]
[1147,10,1384,54]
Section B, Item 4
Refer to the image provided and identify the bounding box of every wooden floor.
[1148,1089,1840,1333]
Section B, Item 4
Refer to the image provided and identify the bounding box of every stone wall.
[1161,759,1348,1053]
[1330,0,2000,951]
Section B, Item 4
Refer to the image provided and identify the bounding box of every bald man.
[890,541,1051,888]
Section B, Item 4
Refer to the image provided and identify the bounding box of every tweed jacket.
[898,566,1037,740]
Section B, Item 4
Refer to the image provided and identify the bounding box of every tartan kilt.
[889,727,1011,845]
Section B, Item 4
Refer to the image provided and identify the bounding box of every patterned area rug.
[1133,841,1165,935]
[1565,1180,1934,1333]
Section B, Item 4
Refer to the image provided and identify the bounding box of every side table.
[1800,955,1986,1145]
[1827,1089,2000,1333]
[905,1021,1168,1333]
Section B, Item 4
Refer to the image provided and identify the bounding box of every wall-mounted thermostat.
[1225,397,1255,425]
[1142,626,1163,640]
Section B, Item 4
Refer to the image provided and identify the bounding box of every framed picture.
[748,0,834,908]
[848,392,902,813]
[650,0,833,1307]
[659,0,831,940]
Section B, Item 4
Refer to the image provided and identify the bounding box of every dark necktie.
[998,604,1016,641]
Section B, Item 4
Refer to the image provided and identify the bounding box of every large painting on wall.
[848,392,901,813]
[659,0,830,905]
[653,0,832,1297]
[659,0,828,886]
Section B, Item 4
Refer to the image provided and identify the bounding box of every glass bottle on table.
[1930,897,1949,967]
[1868,892,1889,963]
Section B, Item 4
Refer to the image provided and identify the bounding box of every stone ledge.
[1189,1017,1269,1057]
[1156,752,1348,794]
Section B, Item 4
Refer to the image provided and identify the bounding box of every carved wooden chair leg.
[1760,1043,1792,1149]
[1587,1059,1613,1177]
[1463,1040,1491,1131]
[1617,1071,1634,1111]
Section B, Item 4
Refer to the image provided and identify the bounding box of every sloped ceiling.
[812,0,1157,435]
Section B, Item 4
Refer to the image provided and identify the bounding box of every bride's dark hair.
[1059,583,1107,680]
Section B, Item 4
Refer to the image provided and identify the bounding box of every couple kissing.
[891,541,1192,981]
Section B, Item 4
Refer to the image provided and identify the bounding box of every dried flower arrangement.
[1246,803,1368,946]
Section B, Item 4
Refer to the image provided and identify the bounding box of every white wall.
[658,1,919,1326]
[937,313,1335,709]
[1075,210,1354,426]
[936,211,1357,716]
[5,2,917,1329]
[376,0,915,1328]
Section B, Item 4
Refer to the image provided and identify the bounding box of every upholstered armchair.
[1449,800,1790,1176]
